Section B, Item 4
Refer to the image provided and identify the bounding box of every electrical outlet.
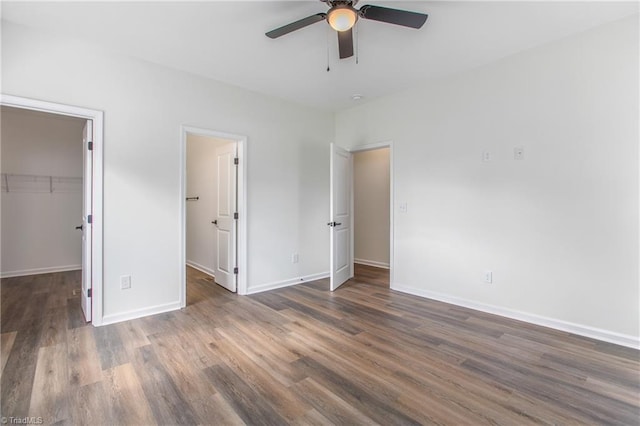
[482,151,492,162]
[399,202,408,213]
[484,271,493,284]
[120,275,132,289]
[292,253,299,264]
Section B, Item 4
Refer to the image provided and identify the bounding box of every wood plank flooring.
[1,265,639,425]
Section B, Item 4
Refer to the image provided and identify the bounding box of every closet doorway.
[180,126,247,301]
[0,95,104,324]
[329,142,393,291]
[352,145,392,287]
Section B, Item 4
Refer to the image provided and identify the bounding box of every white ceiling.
[2,1,638,111]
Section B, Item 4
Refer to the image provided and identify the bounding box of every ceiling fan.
[265,0,428,59]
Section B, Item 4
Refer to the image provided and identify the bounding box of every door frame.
[349,141,394,287]
[0,94,105,325]
[179,125,247,301]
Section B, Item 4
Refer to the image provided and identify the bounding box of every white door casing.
[349,142,394,288]
[330,143,352,291]
[81,120,93,322]
[214,143,237,292]
[0,94,103,325]
[180,126,247,301]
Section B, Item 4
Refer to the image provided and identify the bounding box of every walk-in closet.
[1,106,85,277]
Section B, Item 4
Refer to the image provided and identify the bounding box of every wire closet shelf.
[1,173,82,194]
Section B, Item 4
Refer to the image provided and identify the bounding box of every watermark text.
[1,417,44,425]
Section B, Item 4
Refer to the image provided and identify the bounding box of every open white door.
[81,120,93,322]
[329,143,352,291]
[213,143,237,292]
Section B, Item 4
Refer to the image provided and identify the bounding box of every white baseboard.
[247,271,330,295]
[391,284,640,350]
[1,264,82,278]
[186,260,215,277]
[354,258,390,269]
[100,301,182,326]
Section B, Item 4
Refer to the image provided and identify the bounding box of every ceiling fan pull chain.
[326,27,331,72]
[355,21,359,65]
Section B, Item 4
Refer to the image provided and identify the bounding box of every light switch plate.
[514,147,524,160]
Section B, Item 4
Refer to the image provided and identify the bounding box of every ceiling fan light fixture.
[265,2,428,61]
[327,5,358,32]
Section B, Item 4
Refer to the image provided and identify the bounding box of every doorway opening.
[180,126,247,304]
[353,147,391,287]
[329,142,393,291]
[0,95,104,325]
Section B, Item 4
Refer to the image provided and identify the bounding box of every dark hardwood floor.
[1,264,638,425]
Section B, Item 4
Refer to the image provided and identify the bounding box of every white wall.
[1,22,332,322]
[336,16,639,343]
[185,134,232,276]
[353,148,390,268]
[1,107,85,276]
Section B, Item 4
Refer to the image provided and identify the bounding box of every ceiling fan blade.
[265,13,327,39]
[359,5,427,29]
[337,28,354,59]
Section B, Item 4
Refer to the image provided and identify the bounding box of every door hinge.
[88,214,93,224]
[233,267,238,275]
[88,141,93,151]
[234,157,239,165]
[88,288,92,298]
[234,212,238,220]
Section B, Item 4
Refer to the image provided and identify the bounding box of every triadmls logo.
[1,417,44,425]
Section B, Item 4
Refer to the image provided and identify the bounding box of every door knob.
[75,225,83,230]
[211,220,218,225]
[327,222,342,227]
